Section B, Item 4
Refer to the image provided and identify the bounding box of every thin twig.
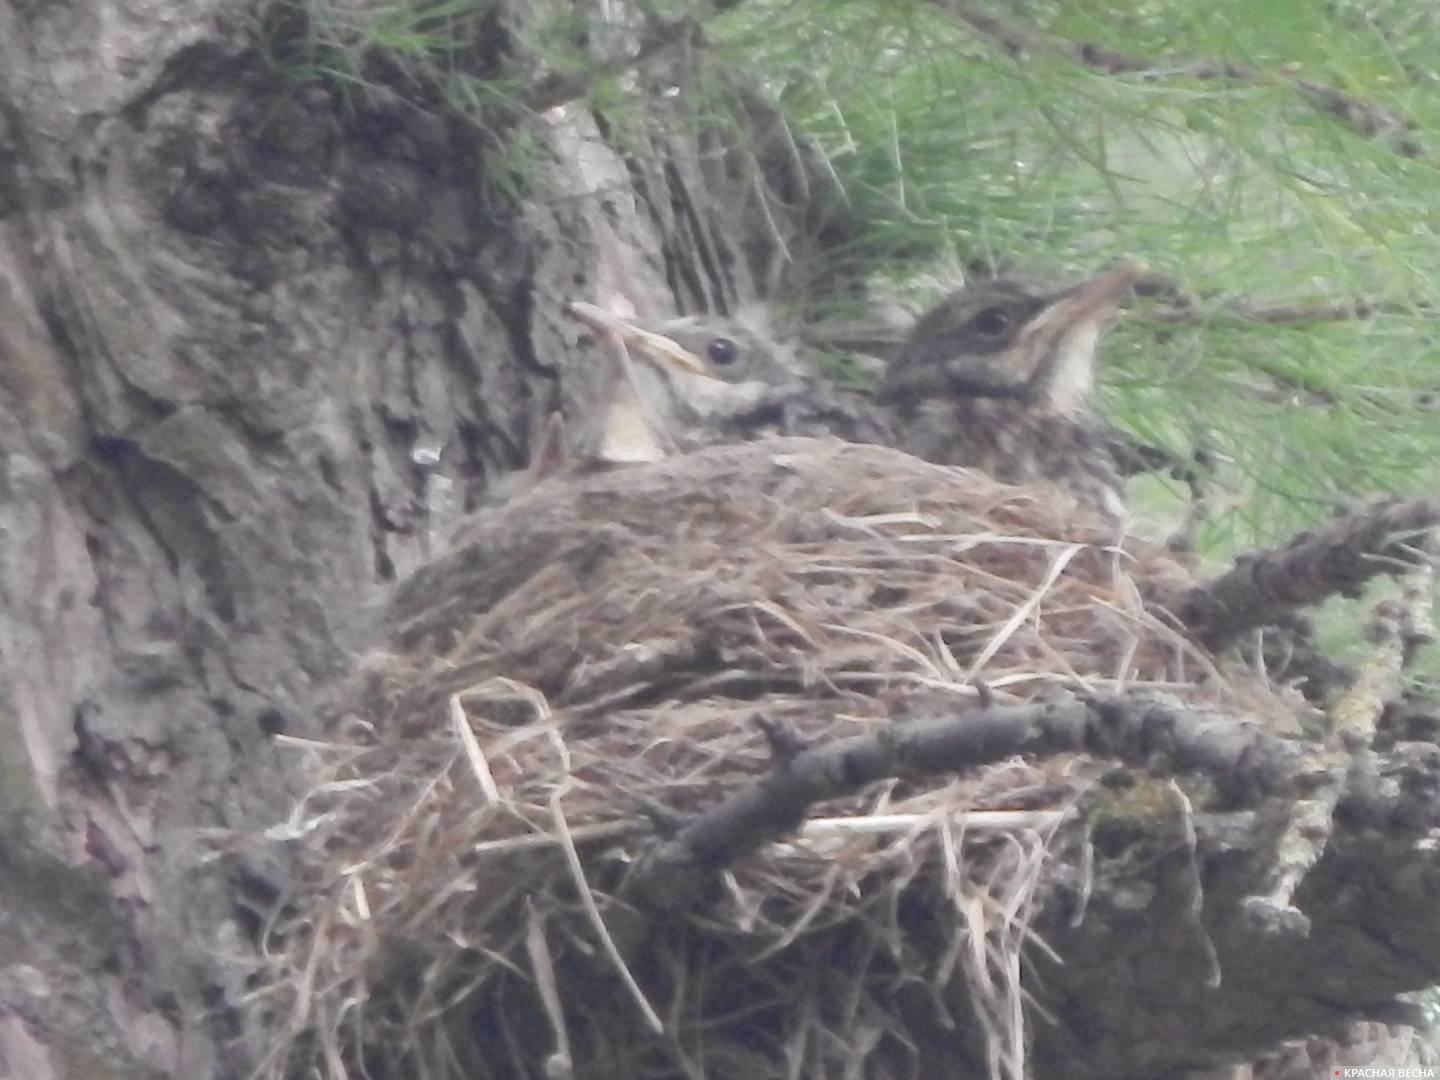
[1146,296,1417,326]
[933,1,1423,157]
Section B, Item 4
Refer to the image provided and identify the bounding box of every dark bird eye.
[969,307,1011,337]
[707,338,739,365]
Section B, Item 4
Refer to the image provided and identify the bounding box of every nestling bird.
[565,301,800,459]
[564,263,1141,516]
[879,264,1143,518]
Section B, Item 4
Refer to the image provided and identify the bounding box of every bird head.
[880,264,1143,416]
[565,302,795,387]
[563,301,800,461]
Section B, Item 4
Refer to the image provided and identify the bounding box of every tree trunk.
[2,3,1438,1079]
[0,3,738,1074]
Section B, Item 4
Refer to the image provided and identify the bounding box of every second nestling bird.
[565,301,800,461]
[879,264,1143,519]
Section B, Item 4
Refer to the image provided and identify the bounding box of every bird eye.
[969,307,1011,337]
[707,338,739,365]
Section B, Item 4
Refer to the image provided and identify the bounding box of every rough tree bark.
[0,2,745,1075]
[0,2,1437,1079]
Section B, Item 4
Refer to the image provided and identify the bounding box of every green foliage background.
[711,0,1440,551]
[266,0,1440,558]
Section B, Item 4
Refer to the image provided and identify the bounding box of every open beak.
[564,301,709,376]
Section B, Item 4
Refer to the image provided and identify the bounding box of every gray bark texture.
[0,1,1437,1079]
[0,2,704,1075]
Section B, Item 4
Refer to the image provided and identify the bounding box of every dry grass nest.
[248,437,1303,1080]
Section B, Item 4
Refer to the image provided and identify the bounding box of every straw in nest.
[247,437,1304,1080]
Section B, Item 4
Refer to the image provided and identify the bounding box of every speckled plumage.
[891,394,1126,518]
[877,267,1139,517]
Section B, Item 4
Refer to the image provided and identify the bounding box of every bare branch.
[932,1,1423,157]
[626,692,1299,913]
[1130,278,1431,409]
[1131,268,1422,346]
[1180,498,1440,650]
[1243,586,1412,933]
[1147,296,1417,326]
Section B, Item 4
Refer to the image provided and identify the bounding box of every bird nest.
[249,438,1296,1080]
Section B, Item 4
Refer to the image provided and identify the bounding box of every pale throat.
[598,396,668,463]
[1032,321,1101,416]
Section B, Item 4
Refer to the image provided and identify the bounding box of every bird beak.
[1043,263,1145,326]
[564,301,710,376]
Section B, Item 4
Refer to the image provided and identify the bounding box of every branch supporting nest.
[1240,565,1427,934]
[1180,497,1440,650]
[626,692,1300,914]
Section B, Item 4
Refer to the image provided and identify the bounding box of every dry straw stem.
[257,438,1312,1080]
